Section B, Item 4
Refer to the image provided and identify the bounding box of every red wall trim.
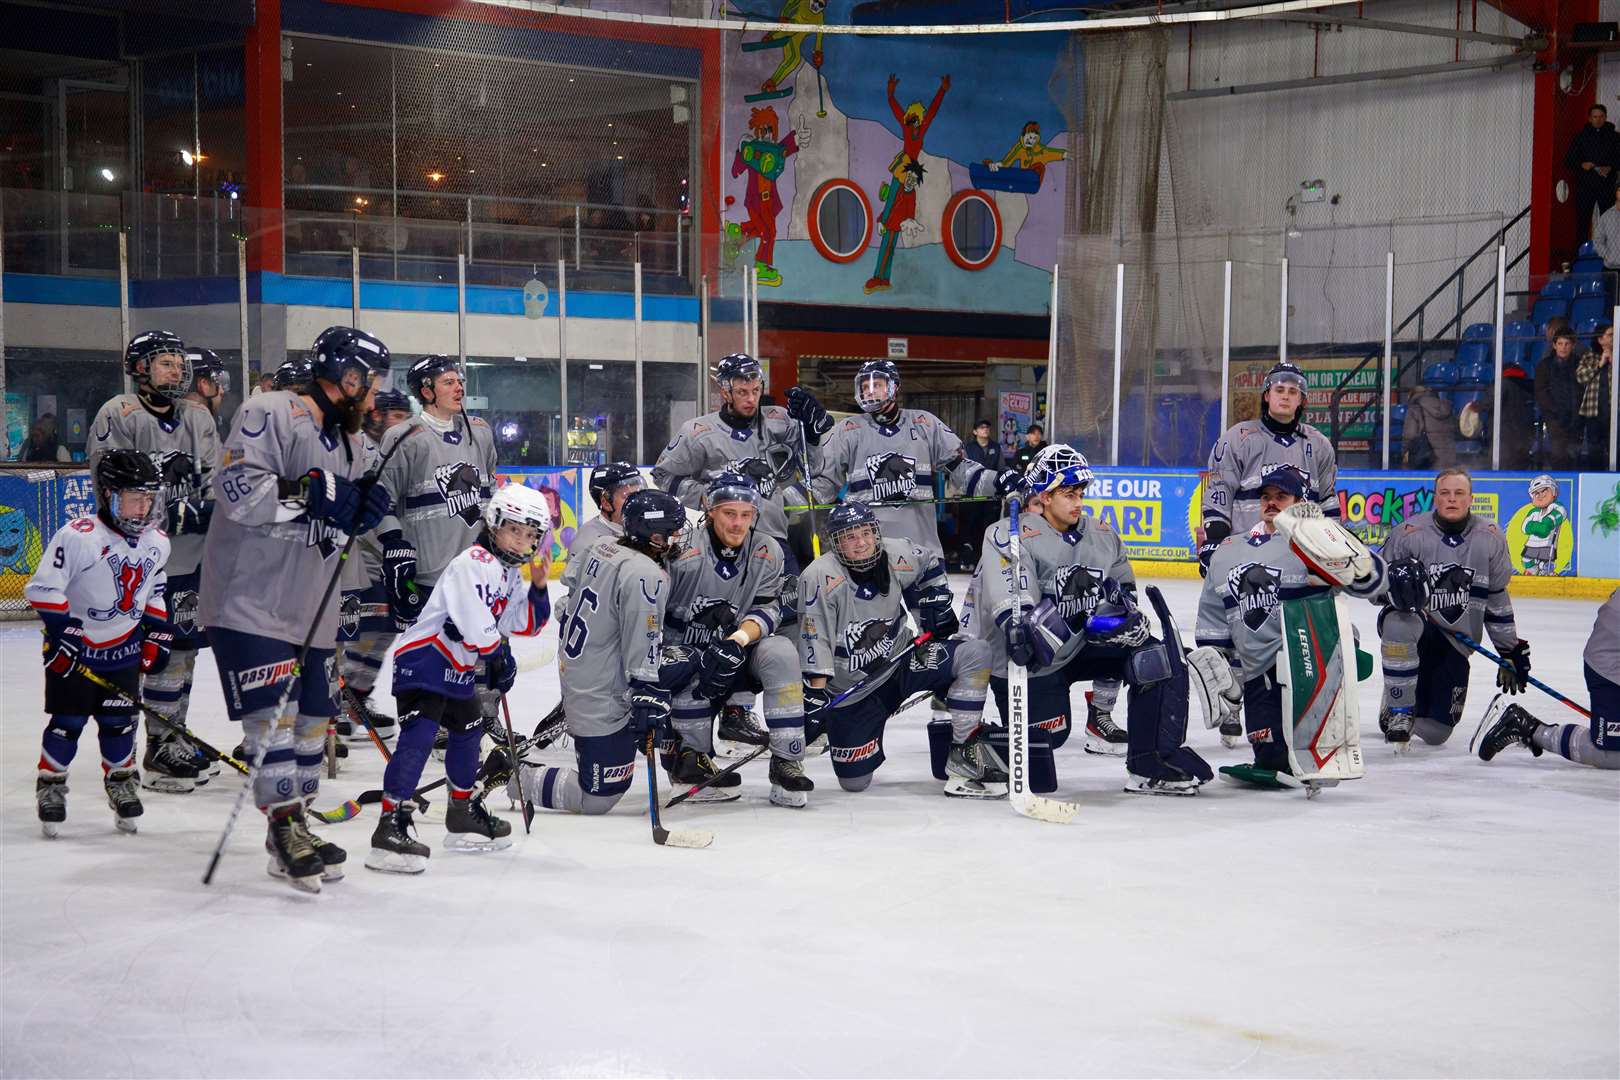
[244,0,284,273]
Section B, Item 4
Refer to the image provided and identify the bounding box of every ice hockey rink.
[2,577,1615,1079]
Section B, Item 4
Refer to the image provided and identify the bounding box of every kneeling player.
[26,451,173,836]
[1196,465,1385,788]
[665,472,811,807]
[510,490,701,816]
[1376,467,1529,752]
[366,485,552,873]
[799,502,994,795]
[1473,587,1620,770]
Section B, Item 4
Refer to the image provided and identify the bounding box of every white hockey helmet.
[1528,474,1559,498]
[482,483,552,566]
[1024,444,1094,495]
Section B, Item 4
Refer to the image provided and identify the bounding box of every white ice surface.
[2,578,1616,1079]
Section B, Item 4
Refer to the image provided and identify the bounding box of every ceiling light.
[99,167,115,182]
[180,149,194,166]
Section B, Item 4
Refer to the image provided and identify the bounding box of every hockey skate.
[36,772,67,839]
[717,705,769,758]
[768,756,813,809]
[443,795,513,852]
[667,747,742,803]
[104,767,144,832]
[1083,705,1128,756]
[365,806,430,874]
[1123,770,1200,796]
[1219,719,1245,750]
[265,810,324,893]
[1470,697,1544,763]
[1382,707,1414,756]
[944,732,1009,799]
[141,735,199,793]
[1219,763,1338,798]
[527,706,569,760]
[296,809,346,880]
[340,685,396,744]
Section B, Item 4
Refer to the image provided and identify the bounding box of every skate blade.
[1123,777,1200,796]
[140,776,195,794]
[715,740,759,761]
[40,822,60,839]
[1083,736,1128,757]
[364,850,429,874]
[267,857,343,882]
[1469,695,1507,756]
[265,858,323,892]
[769,785,808,809]
[1389,740,1411,756]
[442,833,514,852]
[677,786,741,804]
[114,817,139,833]
[943,775,1008,799]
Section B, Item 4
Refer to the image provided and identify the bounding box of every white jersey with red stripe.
[26,516,170,671]
[390,541,549,699]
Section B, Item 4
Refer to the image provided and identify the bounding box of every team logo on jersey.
[169,589,200,636]
[733,456,779,498]
[338,593,362,639]
[434,462,484,525]
[864,453,917,502]
[305,518,342,559]
[154,450,199,502]
[1227,561,1282,631]
[89,553,156,622]
[682,597,737,645]
[908,640,949,671]
[843,618,900,671]
[1051,565,1104,623]
[1426,563,1474,622]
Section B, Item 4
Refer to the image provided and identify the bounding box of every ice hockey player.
[508,489,702,816]
[663,471,811,807]
[199,325,393,892]
[1196,464,1384,787]
[558,461,644,598]
[89,331,222,793]
[1518,474,1568,575]
[1198,361,1340,575]
[798,500,995,795]
[335,388,415,744]
[1473,587,1620,770]
[271,357,312,390]
[811,359,1021,559]
[1376,467,1528,753]
[652,352,821,745]
[185,347,232,432]
[26,450,173,837]
[966,446,1133,756]
[365,484,553,873]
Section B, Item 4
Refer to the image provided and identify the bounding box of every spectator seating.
[1503,318,1538,376]
[1454,347,1491,387]
[1570,277,1611,328]
[1421,359,1459,387]
[1576,316,1604,340]
[1531,279,1573,328]
[1461,321,1495,341]
[1573,241,1604,277]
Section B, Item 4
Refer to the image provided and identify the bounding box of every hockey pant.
[1378,611,1472,743]
[675,635,806,760]
[384,689,481,804]
[1532,664,1620,769]
[207,626,337,812]
[40,663,139,775]
[989,648,1128,750]
[818,637,990,791]
[144,568,205,745]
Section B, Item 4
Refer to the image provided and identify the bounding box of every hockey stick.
[645,731,713,848]
[1005,497,1078,824]
[797,415,823,560]
[500,695,534,833]
[339,680,395,760]
[1428,620,1592,719]
[783,494,1002,513]
[71,664,249,776]
[203,423,420,886]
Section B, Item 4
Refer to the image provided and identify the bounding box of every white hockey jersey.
[27,516,170,671]
[89,394,220,577]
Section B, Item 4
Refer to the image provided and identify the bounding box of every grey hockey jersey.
[964,510,1135,677]
[798,537,946,694]
[666,525,786,646]
[1197,527,1382,682]
[1585,588,1620,686]
[558,540,668,736]
[652,406,807,546]
[1201,419,1339,536]
[1377,512,1520,656]
[341,434,384,592]
[89,394,221,577]
[198,390,372,650]
[375,413,499,586]
[558,515,622,597]
[811,409,997,557]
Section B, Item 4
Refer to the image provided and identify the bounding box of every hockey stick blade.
[310,800,363,824]
[645,732,713,848]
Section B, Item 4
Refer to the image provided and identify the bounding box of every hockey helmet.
[95,449,164,539]
[826,500,883,572]
[713,352,763,388]
[588,462,645,514]
[272,357,314,392]
[621,489,690,564]
[1024,444,1094,496]
[125,331,192,401]
[702,469,761,510]
[1528,474,1560,498]
[853,359,900,414]
[482,483,552,567]
[406,354,463,403]
[186,348,231,397]
[310,327,390,394]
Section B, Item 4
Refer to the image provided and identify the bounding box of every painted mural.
[718,0,1070,314]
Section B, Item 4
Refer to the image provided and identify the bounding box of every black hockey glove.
[1497,641,1531,696]
[1386,557,1431,614]
[486,640,517,694]
[786,385,833,443]
[697,638,748,700]
[140,615,175,675]
[1196,521,1231,579]
[165,497,214,537]
[355,481,392,534]
[914,586,959,638]
[1002,610,1035,668]
[42,621,84,676]
[803,681,834,714]
[380,531,422,628]
[628,680,672,738]
[994,467,1026,499]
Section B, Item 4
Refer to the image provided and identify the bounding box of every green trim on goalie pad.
[1356,645,1375,682]
[1277,592,1366,783]
[1218,764,1294,790]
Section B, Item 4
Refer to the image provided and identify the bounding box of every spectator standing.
[1566,104,1620,241]
[1536,329,1582,469]
[1500,347,1539,471]
[1013,422,1048,473]
[1400,387,1457,469]
[958,419,1002,568]
[1594,175,1620,268]
[1577,322,1615,467]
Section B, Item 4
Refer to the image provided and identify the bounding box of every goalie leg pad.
[1187,646,1240,730]
[1123,588,1215,783]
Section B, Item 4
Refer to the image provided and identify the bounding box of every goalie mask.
[1024,445,1094,496]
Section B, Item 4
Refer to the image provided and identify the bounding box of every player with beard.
[1198,361,1340,576]
[198,326,392,892]
[89,331,222,793]
[653,352,828,746]
[1376,467,1528,754]
[1196,465,1385,782]
[798,501,995,796]
[811,359,1022,559]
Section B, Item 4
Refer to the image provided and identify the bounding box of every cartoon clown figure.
[888,73,949,165]
[865,157,925,295]
[728,106,806,288]
[987,120,1067,190]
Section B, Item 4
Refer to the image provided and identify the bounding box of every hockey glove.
[380,531,423,628]
[166,497,214,536]
[355,481,392,535]
[43,621,84,676]
[697,638,748,700]
[994,467,1026,499]
[486,640,517,694]
[803,681,834,714]
[1196,521,1230,579]
[1497,640,1531,696]
[786,385,834,443]
[1002,610,1035,668]
[302,468,365,531]
[628,680,672,738]
[140,615,175,675]
[1386,557,1431,613]
[914,586,959,638]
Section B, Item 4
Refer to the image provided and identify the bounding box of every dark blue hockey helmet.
[94,448,163,538]
[703,469,760,510]
[405,353,463,403]
[365,389,414,441]
[620,489,689,565]
[1257,462,1307,500]
[854,359,900,414]
[826,500,883,572]
[271,357,314,391]
[310,327,390,395]
[186,348,230,397]
[125,330,191,400]
[588,461,645,513]
[713,352,763,388]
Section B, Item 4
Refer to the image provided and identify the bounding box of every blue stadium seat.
[1505,318,1535,339]
[1573,256,1605,276]
[1571,277,1611,328]
[1462,322,1494,341]
[1455,354,1491,387]
[1578,241,1597,258]
[1422,360,1458,387]
[1531,289,1571,328]
[1576,316,1604,339]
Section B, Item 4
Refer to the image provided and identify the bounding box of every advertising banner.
[1576,472,1620,580]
